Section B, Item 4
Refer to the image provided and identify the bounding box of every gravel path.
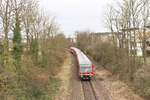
[72,54,84,100]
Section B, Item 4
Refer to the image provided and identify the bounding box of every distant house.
[89,32,113,43]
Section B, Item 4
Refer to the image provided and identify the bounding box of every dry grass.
[96,69,144,100]
[54,53,72,100]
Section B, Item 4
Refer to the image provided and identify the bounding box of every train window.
[80,66,92,72]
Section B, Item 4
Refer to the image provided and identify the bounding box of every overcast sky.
[39,0,115,37]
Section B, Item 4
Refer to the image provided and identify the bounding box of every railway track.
[82,80,98,100]
[72,53,110,100]
[72,53,99,100]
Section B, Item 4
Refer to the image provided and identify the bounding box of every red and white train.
[70,47,93,80]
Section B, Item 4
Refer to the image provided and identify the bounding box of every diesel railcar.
[70,47,93,80]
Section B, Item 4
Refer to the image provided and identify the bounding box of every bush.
[0,34,68,100]
[80,39,141,81]
[87,41,129,77]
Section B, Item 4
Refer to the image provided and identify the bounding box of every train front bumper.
[80,74,93,79]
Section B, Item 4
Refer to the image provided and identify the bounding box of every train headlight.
[89,75,93,77]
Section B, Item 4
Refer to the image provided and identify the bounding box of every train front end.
[79,64,93,80]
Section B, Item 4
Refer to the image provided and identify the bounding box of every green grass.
[146,57,150,64]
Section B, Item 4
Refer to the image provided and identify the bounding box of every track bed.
[82,81,98,100]
[72,54,110,100]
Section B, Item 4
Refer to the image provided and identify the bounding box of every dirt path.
[54,53,72,100]
[72,53,84,100]
[95,68,144,100]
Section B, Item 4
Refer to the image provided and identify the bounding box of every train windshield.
[80,65,92,72]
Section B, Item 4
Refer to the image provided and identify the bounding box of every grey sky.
[39,0,115,37]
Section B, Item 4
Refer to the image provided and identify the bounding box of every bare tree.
[22,0,38,51]
[106,0,144,80]
[0,0,13,63]
[106,5,116,45]
[140,0,150,64]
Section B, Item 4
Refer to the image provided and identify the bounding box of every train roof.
[71,47,92,65]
